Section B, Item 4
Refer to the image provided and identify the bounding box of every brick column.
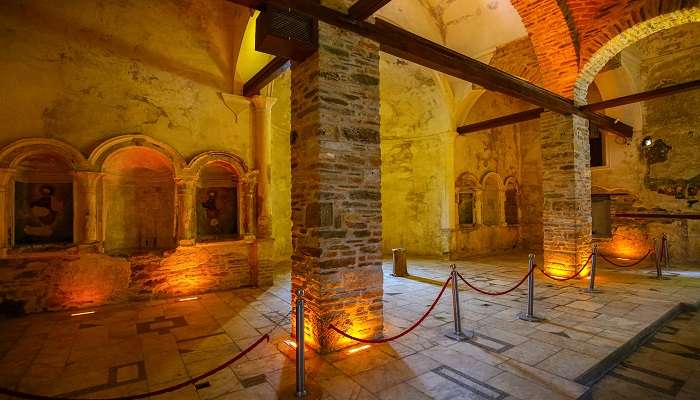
[540,111,592,275]
[290,0,383,353]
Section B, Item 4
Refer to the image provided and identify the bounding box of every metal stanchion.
[586,245,599,293]
[654,238,663,279]
[295,289,306,398]
[661,234,678,277]
[518,254,543,322]
[445,265,474,341]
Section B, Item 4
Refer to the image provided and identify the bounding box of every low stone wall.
[0,240,272,314]
[451,225,520,259]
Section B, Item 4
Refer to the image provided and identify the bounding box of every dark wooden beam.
[458,79,700,135]
[225,0,265,10]
[226,0,632,137]
[457,108,544,134]
[348,0,393,20]
[580,79,700,111]
[243,56,291,97]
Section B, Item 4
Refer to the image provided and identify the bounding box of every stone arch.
[510,0,579,96]
[188,151,250,241]
[188,151,249,178]
[574,7,700,103]
[0,138,88,170]
[455,172,480,226]
[89,134,186,177]
[0,139,88,250]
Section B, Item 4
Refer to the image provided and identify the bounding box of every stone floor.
[0,251,698,400]
[591,308,700,400]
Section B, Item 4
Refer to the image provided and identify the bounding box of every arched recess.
[97,139,181,254]
[455,172,481,227]
[503,176,520,226]
[0,139,89,250]
[481,172,504,226]
[574,7,700,103]
[188,152,250,242]
[89,134,186,177]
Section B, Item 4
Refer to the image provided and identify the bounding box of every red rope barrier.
[538,253,593,281]
[0,334,270,400]
[456,267,533,296]
[600,249,652,268]
[330,275,452,344]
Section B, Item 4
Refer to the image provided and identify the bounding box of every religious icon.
[15,182,73,245]
[197,187,238,239]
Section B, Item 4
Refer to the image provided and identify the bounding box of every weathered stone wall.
[0,241,256,313]
[591,23,700,263]
[453,92,534,257]
[290,0,383,352]
[379,54,452,256]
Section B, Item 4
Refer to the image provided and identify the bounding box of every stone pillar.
[290,0,383,353]
[75,171,103,245]
[251,95,277,238]
[474,189,483,225]
[242,171,258,239]
[540,111,592,275]
[176,173,197,246]
[0,168,15,254]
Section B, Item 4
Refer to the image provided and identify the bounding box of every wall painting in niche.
[458,192,474,225]
[197,187,238,240]
[14,182,73,245]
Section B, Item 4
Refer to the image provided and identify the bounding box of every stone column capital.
[0,168,16,189]
[250,95,277,111]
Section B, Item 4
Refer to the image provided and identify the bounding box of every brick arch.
[574,6,700,103]
[510,0,579,96]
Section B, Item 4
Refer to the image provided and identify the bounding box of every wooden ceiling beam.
[458,79,700,135]
[226,0,632,137]
[580,79,700,112]
[243,56,291,97]
[457,108,544,134]
[348,0,393,20]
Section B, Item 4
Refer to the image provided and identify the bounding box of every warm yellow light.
[283,339,298,349]
[347,344,371,354]
[71,311,95,317]
[178,296,199,302]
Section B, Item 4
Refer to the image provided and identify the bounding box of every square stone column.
[540,111,592,275]
[290,0,383,353]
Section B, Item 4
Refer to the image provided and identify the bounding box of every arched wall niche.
[481,172,504,226]
[455,172,480,226]
[89,134,187,178]
[503,176,520,226]
[0,139,89,251]
[101,146,176,254]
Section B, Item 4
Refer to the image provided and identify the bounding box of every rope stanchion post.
[654,238,663,279]
[518,254,543,322]
[586,245,599,293]
[295,289,306,398]
[445,265,474,342]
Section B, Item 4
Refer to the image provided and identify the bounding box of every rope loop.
[456,266,533,296]
[599,249,652,268]
[330,274,453,344]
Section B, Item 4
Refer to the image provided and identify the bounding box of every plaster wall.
[379,54,453,256]
[0,0,253,162]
